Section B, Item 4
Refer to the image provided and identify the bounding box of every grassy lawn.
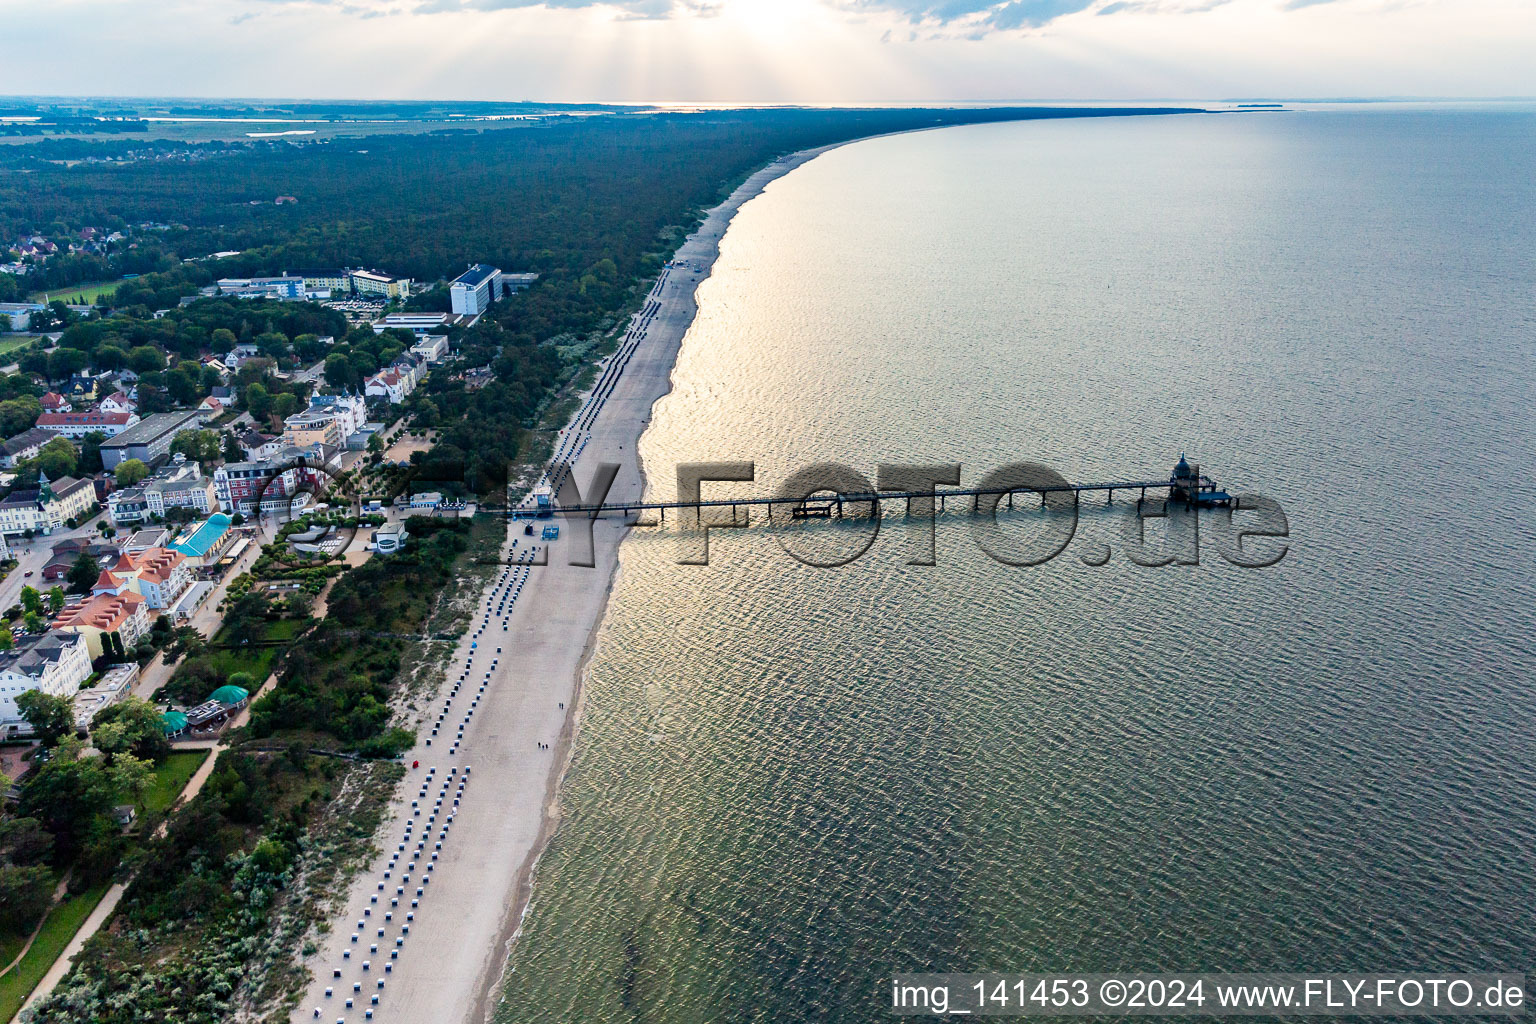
[143,750,211,815]
[0,883,111,1021]
[0,933,25,972]
[27,280,118,304]
[0,336,33,357]
[203,645,278,682]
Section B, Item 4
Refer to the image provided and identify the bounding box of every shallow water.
[497,109,1536,1023]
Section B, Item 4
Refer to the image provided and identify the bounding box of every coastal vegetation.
[23,518,474,1022]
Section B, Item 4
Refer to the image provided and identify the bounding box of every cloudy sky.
[2,0,1532,103]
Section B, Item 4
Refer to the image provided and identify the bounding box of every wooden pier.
[503,458,1232,522]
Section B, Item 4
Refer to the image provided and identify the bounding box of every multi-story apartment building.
[93,546,192,609]
[0,632,93,738]
[52,591,151,658]
[350,269,412,300]
[0,474,97,535]
[108,461,219,525]
[35,410,139,439]
[213,445,342,514]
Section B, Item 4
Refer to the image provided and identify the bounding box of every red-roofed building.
[36,410,140,439]
[96,392,137,416]
[52,591,150,658]
[40,392,71,413]
[91,546,191,609]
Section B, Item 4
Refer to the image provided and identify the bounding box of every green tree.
[91,698,170,765]
[171,429,220,465]
[16,691,75,748]
[254,331,289,360]
[164,366,200,406]
[16,742,120,863]
[30,436,79,479]
[0,864,54,933]
[19,586,41,615]
[46,347,88,383]
[23,611,46,634]
[0,818,53,866]
[323,353,353,390]
[46,586,65,615]
[210,327,237,354]
[0,631,12,652]
[92,343,128,371]
[67,552,99,594]
[271,392,299,420]
[115,458,149,486]
[0,396,42,436]
[243,381,271,421]
[17,349,48,379]
[78,429,107,474]
[126,345,165,373]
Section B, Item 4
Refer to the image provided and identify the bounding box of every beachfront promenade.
[292,145,846,1024]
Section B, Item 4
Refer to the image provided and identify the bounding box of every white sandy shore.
[291,140,848,1024]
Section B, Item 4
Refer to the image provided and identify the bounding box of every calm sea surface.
[496,110,1536,1022]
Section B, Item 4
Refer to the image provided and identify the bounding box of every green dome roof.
[161,711,189,734]
[209,685,249,706]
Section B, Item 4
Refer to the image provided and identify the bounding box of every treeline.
[6,108,1178,286]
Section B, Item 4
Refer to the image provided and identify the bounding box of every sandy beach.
[291,140,847,1024]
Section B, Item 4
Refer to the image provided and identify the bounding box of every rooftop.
[37,411,133,427]
[452,263,499,288]
[169,513,232,559]
[100,410,203,449]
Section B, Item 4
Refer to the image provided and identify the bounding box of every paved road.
[0,510,110,613]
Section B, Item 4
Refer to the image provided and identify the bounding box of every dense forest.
[2,107,1195,492]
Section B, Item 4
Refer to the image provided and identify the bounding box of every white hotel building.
[449,263,503,316]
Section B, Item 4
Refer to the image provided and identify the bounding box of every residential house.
[44,475,98,528]
[105,487,148,526]
[0,427,55,468]
[281,408,341,448]
[410,335,450,364]
[237,428,281,462]
[41,539,118,582]
[62,374,107,405]
[96,392,137,416]
[214,446,339,514]
[40,392,71,413]
[107,461,218,525]
[307,392,367,438]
